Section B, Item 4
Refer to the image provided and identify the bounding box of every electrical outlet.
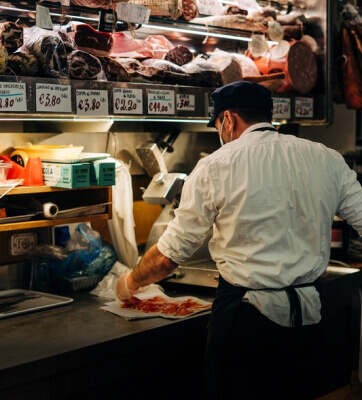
[10,233,37,256]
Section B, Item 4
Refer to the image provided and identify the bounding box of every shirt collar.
[242,122,276,136]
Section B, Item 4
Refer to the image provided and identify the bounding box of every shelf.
[0,75,328,123]
[0,185,110,196]
[0,213,109,232]
[0,185,112,232]
[0,0,332,125]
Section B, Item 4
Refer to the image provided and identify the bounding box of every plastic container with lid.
[0,161,13,180]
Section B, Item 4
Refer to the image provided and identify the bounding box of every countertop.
[0,267,360,400]
[0,288,212,399]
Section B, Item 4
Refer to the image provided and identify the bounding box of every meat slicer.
[137,135,219,289]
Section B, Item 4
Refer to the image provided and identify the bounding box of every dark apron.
[204,275,321,400]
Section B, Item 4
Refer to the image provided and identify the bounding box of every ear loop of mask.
[219,117,225,147]
[219,116,234,147]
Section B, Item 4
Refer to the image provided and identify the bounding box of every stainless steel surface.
[142,172,186,205]
[166,261,219,288]
[136,142,168,177]
[0,289,73,319]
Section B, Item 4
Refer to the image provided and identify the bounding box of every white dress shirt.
[157,123,362,326]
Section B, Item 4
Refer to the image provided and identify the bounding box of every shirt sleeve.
[335,152,362,236]
[157,157,220,265]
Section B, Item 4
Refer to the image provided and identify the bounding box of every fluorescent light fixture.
[0,6,33,13]
[0,116,208,123]
[111,118,209,123]
[142,23,253,42]
[49,12,98,22]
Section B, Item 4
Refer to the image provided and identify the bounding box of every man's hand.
[115,271,139,301]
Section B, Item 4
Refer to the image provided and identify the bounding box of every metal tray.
[0,289,73,319]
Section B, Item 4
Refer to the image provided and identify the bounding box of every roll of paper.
[43,202,59,218]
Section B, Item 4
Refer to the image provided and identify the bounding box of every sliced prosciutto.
[110,32,153,59]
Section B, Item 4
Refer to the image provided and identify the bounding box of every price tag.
[235,0,261,10]
[36,4,53,30]
[0,82,27,112]
[113,88,143,114]
[272,97,291,119]
[36,83,71,113]
[295,97,314,118]
[116,3,150,24]
[76,89,108,116]
[176,94,195,112]
[195,0,223,15]
[148,89,175,115]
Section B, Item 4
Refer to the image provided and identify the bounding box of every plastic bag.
[31,223,117,278]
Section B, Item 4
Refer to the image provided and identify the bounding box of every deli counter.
[0,0,361,399]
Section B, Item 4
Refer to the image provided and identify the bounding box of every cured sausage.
[341,27,362,109]
[68,50,102,80]
[179,0,199,21]
[0,21,23,54]
[97,56,131,82]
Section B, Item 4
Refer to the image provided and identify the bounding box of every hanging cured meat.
[341,27,362,110]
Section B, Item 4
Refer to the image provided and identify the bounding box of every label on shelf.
[36,83,72,113]
[35,5,53,30]
[272,97,291,119]
[113,87,143,114]
[116,3,150,24]
[76,89,108,116]
[147,89,175,115]
[176,94,195,112]
[295,97,314,118]
[196,0,223,15]
[0,82,27,112]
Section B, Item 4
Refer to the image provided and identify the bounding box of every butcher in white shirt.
[115,81,362,400]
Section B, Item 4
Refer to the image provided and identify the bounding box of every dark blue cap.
[207,81,273,127]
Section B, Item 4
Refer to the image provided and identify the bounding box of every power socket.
[10,233,37,256]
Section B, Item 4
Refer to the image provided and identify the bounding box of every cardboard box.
[90,159,116,186]
[42,162,90,188]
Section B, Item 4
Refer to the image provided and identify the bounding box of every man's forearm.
[128,244,178,290]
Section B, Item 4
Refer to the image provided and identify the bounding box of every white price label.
[295,97,314,118]
[0,82,27,112]
[116,3,150,24]
[177,94,195,111]
[235,0,261,10]
[76,89,108,116]
[195,0,223,15]
[113,88,143,114]
[148,89,175,115]
[272,97,291,119]
[36,84,71,113]
[36,5,53,30]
